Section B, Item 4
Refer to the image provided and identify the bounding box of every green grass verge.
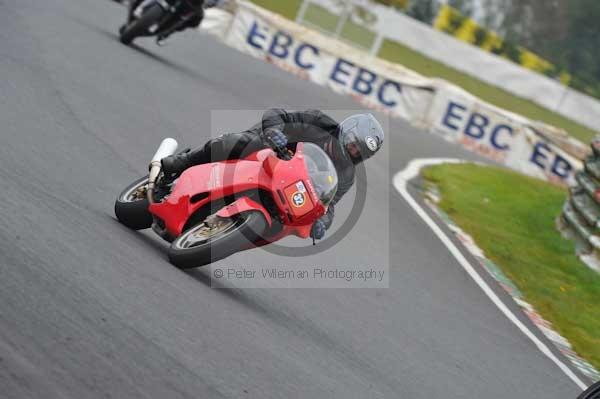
[304,3,338,32]
[341,20,376,50]
[422,163,600,371]
[248,1,596,143]
[248,0,301,19]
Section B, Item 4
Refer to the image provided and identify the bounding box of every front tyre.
[119,3,166,45]
[114,176,153,230]
[168,211,267,269]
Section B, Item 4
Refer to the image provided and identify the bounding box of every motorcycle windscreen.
[302,143,338,206]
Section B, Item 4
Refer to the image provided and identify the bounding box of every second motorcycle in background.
[119,0,215,45]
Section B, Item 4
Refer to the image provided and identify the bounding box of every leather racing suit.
[163,109,356,231]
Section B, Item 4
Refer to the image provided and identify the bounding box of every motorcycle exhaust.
[147,138,178,203]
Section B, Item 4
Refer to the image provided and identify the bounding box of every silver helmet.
[338,114,384,163]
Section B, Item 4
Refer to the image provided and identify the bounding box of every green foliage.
[472,25,488,46]
[447,0,473,17]
[494,40,521,64]
[478,0,600,100]
[423,163,600,371]
[444,9,466,33]
[406,0,438,24]
[247,0,301,19]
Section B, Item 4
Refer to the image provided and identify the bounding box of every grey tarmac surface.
[0,0,586,398]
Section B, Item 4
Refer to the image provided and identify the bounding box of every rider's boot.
[155,25,179,46]
[161,148,197,178]
[156,35,169,46]
[156,10,203,45]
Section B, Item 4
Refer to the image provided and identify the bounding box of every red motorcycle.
[114,138,338,268]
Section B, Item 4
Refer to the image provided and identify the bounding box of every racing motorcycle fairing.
[148,143,330,239]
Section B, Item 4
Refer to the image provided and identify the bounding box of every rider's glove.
[265,128,288,150]
[310,218,327,240]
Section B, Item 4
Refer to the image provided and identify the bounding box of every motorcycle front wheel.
[114,176,153,230]
[119,3,166,45]
[168,211,267,269]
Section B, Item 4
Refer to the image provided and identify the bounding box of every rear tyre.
[168,211,267,269]
[119,3,165,45]
[114,176,153,230]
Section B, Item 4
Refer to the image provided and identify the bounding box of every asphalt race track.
[0,1,589,398]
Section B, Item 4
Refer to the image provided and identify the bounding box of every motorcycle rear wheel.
[114,176,153,230]
[168,211,267,269]
[119,3,165,45]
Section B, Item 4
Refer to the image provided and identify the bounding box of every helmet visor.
[340,120,362,161]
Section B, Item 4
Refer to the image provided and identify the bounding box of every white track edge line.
[393,158,588,391]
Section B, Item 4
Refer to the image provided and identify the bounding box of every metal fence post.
[334,0,352,38]
[295,0,311,23]
[370,33,385,57]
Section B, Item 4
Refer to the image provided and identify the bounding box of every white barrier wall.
[428,84,580,185]
[204,3,582,185]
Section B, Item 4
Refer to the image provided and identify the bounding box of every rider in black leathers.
[160,109,385,239]
[127,0,217,40]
